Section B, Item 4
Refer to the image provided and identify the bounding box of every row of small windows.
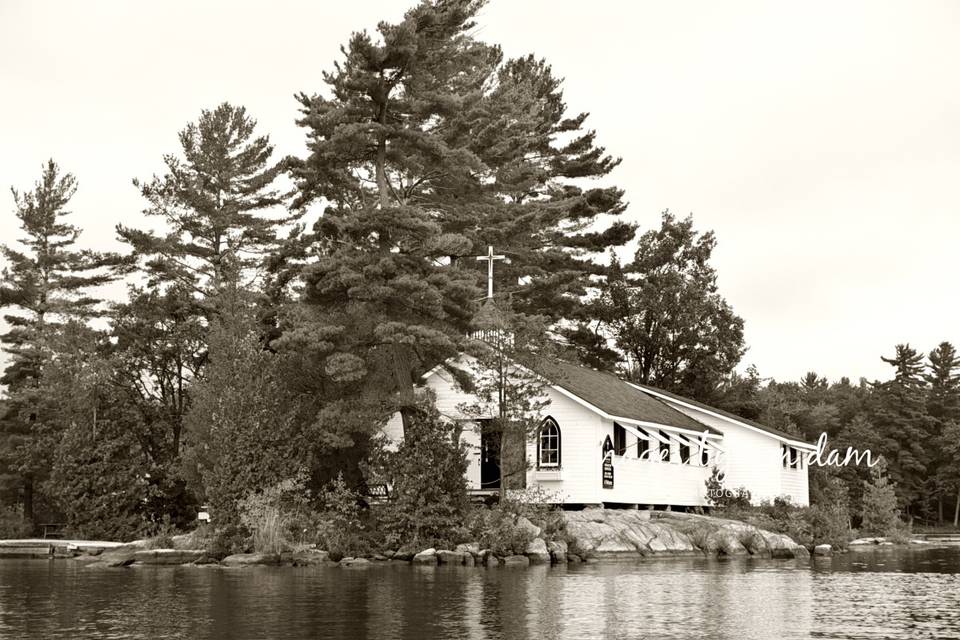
[614,422,710,466]
[536,419,714,469]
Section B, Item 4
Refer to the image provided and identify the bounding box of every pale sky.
[2,0,959,383]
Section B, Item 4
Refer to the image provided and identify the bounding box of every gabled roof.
[630,381,813,446]
[534,360,721,436]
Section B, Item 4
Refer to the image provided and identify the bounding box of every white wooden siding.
[396,359,807,507]
[663,404,810,506]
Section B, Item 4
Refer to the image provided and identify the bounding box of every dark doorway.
[480,426,501,490]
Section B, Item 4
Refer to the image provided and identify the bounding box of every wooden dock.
[0,539,126,559]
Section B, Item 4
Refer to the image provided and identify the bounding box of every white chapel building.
[386,250,814,509]
[398,354,814,509]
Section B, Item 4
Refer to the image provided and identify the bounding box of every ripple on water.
[1,547,960,639]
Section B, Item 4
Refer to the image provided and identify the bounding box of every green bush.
[495,488,568,543]
[205,524,250,559]
[715,495,852,550]
[237,477,306,554]
[0,505,31,539]
[316,473,371,560]
[377,397,469,550]
[471,507,535,557]
[144,515,178,549]
[705,466,752,509]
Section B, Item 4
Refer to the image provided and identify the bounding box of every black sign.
[602,456,614,489]
[602,435,614,489]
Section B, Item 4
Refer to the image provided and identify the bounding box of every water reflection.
[1,548,960,639]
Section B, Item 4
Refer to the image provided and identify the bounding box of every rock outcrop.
[412,548,438,565]
[524,538,551,564]
[132,549,207,565]
[291,550,333,566]
[221,552,281,566]
[563,509,809,559]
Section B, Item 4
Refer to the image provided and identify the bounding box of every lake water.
[2,547,960,639]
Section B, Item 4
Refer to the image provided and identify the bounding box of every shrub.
[205,524,249,559]
[471,507,535,557]
[676,520,714,549]
[144,515,178,549]
[495,488,568,543]
[377,396,469,550]
[860,464,902,538]
[705,466,752,509]
[237,477,306,554]
[806,504,851,549]
[0,505,32,539]
[714,495,853,550]
[316,473,370,560]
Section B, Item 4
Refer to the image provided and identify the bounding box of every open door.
[480,426,501,490]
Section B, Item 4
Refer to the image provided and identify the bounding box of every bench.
[40,523,67,539]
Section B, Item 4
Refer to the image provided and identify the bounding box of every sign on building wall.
[602,435,614,489]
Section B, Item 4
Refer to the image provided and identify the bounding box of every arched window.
[538,418,561,468]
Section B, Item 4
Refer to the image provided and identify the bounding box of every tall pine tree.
[285,0,489,437]
[926,341,960,523]
[285,0,633,444]
[869,344,933,521]
[0,160,120,522]
[119,102,289,309]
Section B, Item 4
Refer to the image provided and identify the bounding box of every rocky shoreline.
[0,508,828,568]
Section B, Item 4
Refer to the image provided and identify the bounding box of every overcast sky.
[2,0,959,383]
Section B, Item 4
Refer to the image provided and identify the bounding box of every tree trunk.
[498,429,506,503]
[22,476,33,525]
[375,85,390,210]
[939,495,944,524]
[954,491,960,528]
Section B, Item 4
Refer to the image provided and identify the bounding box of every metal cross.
[475,245,506,299]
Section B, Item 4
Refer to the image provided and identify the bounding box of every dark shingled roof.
[631,382,812,444]
[534,360,721,436]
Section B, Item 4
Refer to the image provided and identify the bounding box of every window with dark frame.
[658,431,671,462]
[538,419,561,468]
[613,422,627,456]
[638,434,650,460]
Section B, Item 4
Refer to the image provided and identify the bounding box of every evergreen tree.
[448,54,633,320]
[714,365,765,421]
[755,373,841,441]
[860,460,902,537]
[285,1,632,446]
[115,104,290,519]
[119,102,289,308]
[935,421,960,527]
[868,344,932,521]
[0,161,120,522]
[286,0,490,435]
[927,341,960,523]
